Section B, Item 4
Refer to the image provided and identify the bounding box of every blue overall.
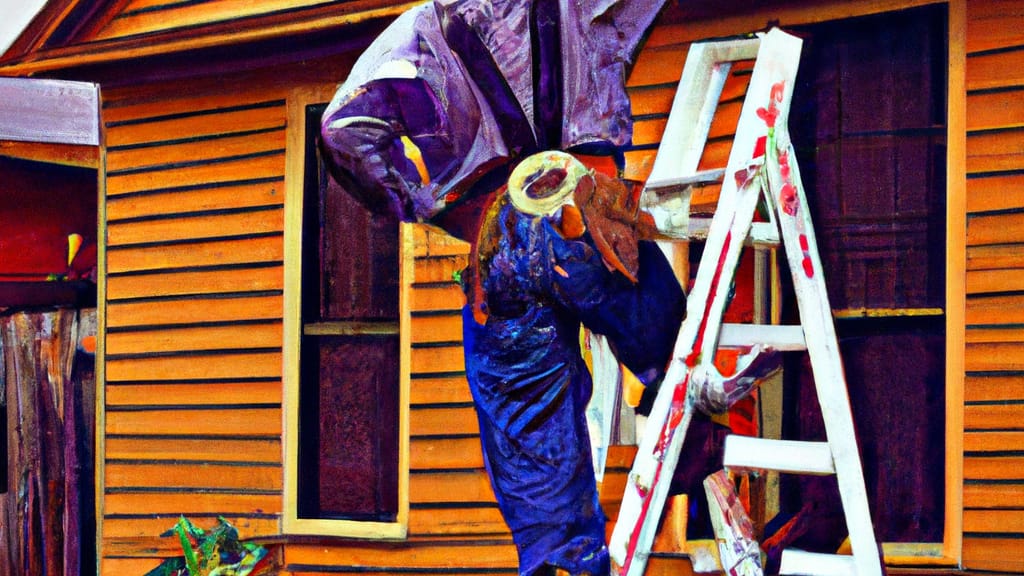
[463,202,684,575]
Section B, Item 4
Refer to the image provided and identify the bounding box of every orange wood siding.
[100,85,290,573]
[90,0,416,43]
[963,0,1024,571]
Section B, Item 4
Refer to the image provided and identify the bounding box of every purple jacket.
[320,0,668,234]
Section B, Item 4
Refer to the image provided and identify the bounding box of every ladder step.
[723,436,835,475]
[719,323,806,351]
[645,168,725,194]
[779,549,856,576]
[689,218,780,246]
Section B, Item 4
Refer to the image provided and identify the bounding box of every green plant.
[145,516,273,576]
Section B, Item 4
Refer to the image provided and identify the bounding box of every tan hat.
[507,150,591,216]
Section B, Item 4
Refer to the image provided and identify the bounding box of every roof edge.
[0,0,422,77]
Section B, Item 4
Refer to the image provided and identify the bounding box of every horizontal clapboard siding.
[100,86,289,574]
[93,0,399,42]
[624,37,751,209]
[405,227,505,538]
[963,0,1024,571]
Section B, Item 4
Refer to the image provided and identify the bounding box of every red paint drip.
[799,234,809,251]
[686,230,733,367]
[802,256,814,277]
[753,136,767,158]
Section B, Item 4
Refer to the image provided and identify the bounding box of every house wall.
[99,76,292,575]
[93,54,530,573]
[82,0,1024,573]
[961,0,1024,571]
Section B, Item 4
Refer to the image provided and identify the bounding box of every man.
[319,1,761,573]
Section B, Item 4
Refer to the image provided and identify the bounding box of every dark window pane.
[782,318,946,543]
[298,335,400,521]
[791,6,946,311]
[319,168,400,322]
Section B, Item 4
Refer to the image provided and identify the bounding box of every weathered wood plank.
[966,173,1024,214]
[964,403,1024,431]
[0,140,99,168]
[629,117,667,152]
[105,492,282,516]
[409,471,496,505]
[411,224,470,257]
[966,294,1024,325]
[628,84,677,118]
[100,557,163,576]
[106,152,286,196]
[282,540,518,569]
[410,314,462,344]
[105,407,282,436]
[965,457,1024,481]
[966,326,1024,344]
[102,87,285,124]
[101,515,279,539]
[106,180,284,221]
[106,352,282,382]
[409,284,465,313]
[105,436,282,463]
[106,236,284,274]
[106,127,286,173]
[966,0,1024,54]
[409,374,472,406]
[966,128,1024,173]
[409,406,479,437]
[965,430,1024,453]
[965,89,1024,133]
[107,208,284,245]
[966,342,1024,371]
[967,212,1024,246]
[962,532,1024,573]
[413,257,465,284]
[967,269,1024,296]
[95,0,340,41]
[410,437,484,470]
[106,462,282,491]
[105,105,285,148]
[106,380,282,407]
[407,506,508,536]
[963,536,1024,573]
[628,43,689,88]
[106,295,282,328]
[106,266,284,301]
[410,345,465,375]
[966,375,1024,402]
[623,149,657,182]
[963,509,1024,534]
[967,47,1024,92]
[967,244,1024,271]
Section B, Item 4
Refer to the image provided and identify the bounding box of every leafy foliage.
[144,516,273,576]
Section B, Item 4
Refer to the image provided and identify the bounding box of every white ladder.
[609,28,884,576]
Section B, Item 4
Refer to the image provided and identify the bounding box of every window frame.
[282,85,412,539]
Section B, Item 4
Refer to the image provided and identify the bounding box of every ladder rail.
[762,137,882,576]
[611,30,794,576]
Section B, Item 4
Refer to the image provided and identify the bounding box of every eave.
[0,0,424,77]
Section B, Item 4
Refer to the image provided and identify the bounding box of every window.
[283,88,410,538]
[779,4,949,552]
